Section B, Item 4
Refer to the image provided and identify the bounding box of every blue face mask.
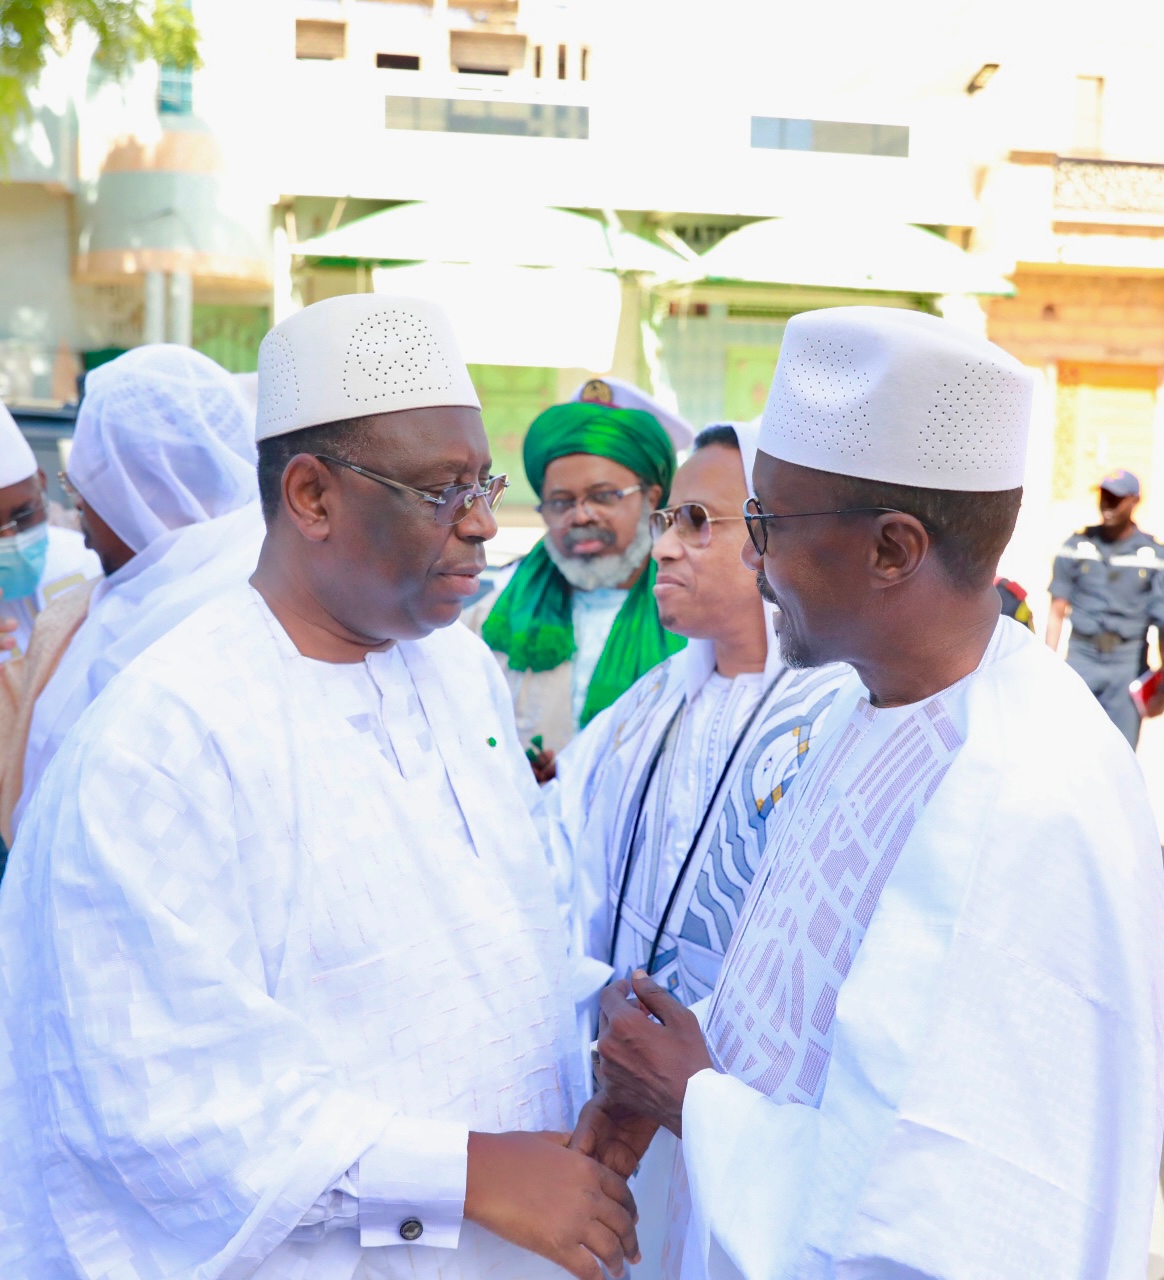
[0,523,49,603]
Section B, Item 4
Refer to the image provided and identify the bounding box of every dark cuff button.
[399,1217,424,1242]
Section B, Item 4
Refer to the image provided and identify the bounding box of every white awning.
[301,200,681,275]
[371,262,621,369]
[684,218,1014,296]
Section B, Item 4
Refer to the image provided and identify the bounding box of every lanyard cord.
[604,706,686,962]
[608,699,687,966]
[607,672,790,974]
[643,670,790,978]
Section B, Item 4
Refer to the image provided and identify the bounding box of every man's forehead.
[0,474,39,508]
[754,453,834,504]
[543,452,639,490]
[361,405,489,459]
[673,445,743,499]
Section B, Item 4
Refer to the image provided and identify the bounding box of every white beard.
[544,508,654,592]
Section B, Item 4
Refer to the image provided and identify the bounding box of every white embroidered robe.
[0,586,582,1280]
[676,618,1164,1280]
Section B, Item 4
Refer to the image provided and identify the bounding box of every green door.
[468,365,558,508]
[723,344,781,422]
[192,305,271,374]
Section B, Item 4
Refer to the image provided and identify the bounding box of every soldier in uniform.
[1047,469,1164,746]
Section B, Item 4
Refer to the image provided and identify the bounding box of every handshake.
[465,970,714,1280]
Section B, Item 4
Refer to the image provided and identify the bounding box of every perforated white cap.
[0,402,37,489]
[255,294,480,441]
[758,307,1034,491]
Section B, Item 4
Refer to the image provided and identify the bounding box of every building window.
[386,96,589,139]
[1073,76,1104,155]
[450,30,527,76]
[158,64,193,114]
[377,52,420,70]
[750,116,909,157]
[533,45,542,77]
[580,46,589,81]
[557,43,567,79]
[296,20,346,60]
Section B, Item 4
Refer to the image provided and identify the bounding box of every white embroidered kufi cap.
[256,294,480,441]
[68,345,258,554]
[758,307,1034,491]
[0,402,37,489]
[570,375,694,450]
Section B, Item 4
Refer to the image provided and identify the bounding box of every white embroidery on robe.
[705,694,964,1105]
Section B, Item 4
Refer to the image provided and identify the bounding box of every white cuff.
[358,1116,469,1249]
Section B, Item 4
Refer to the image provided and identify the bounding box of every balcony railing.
[1054,156,1164,220]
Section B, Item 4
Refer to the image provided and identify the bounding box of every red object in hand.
[1129,668,1164,717]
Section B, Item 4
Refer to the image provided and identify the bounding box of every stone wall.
[987,270,1164,367]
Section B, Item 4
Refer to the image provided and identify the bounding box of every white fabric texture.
[0,588,583,1280]
[0,402,36,487]
[570,586,628,728]
[67,344,257,554]
[14,503,266,831]
[0,526,99,659]
[552,657,849,1011]
[758,307,1034,491]
[678,618,1164,1280]
[570,376,694,450]
[256,295,480,441]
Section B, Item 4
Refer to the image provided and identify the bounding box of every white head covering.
[682,419,783,701]
[571,375,694,450]
[759,307,1033,491]
[68,345,258,555]
[256,295,480,441]
[231,372,259,421]
[0,403,37,489]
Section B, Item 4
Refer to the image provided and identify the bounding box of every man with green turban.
[468,389,690,777]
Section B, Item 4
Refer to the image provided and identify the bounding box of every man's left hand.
[594,970,714,1138]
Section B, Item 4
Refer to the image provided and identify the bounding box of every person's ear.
[868,513,930,588]
[281,454,334,543]
[645,484,663,511]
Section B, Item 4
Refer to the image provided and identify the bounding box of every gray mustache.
[562,525,618,555]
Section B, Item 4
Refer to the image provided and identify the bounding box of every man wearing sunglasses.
[569,308,1164,1280]
[470,391,691,778]
[0,296,639,1280]
[547,420,849,1267]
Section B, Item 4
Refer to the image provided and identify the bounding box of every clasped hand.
[569,970,714,1179]
[465,1130,639,1280]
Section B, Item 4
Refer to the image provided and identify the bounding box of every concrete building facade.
[5,0,1164,566]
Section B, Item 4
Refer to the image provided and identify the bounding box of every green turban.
[523,402,677,501]
[482,399,685,731]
